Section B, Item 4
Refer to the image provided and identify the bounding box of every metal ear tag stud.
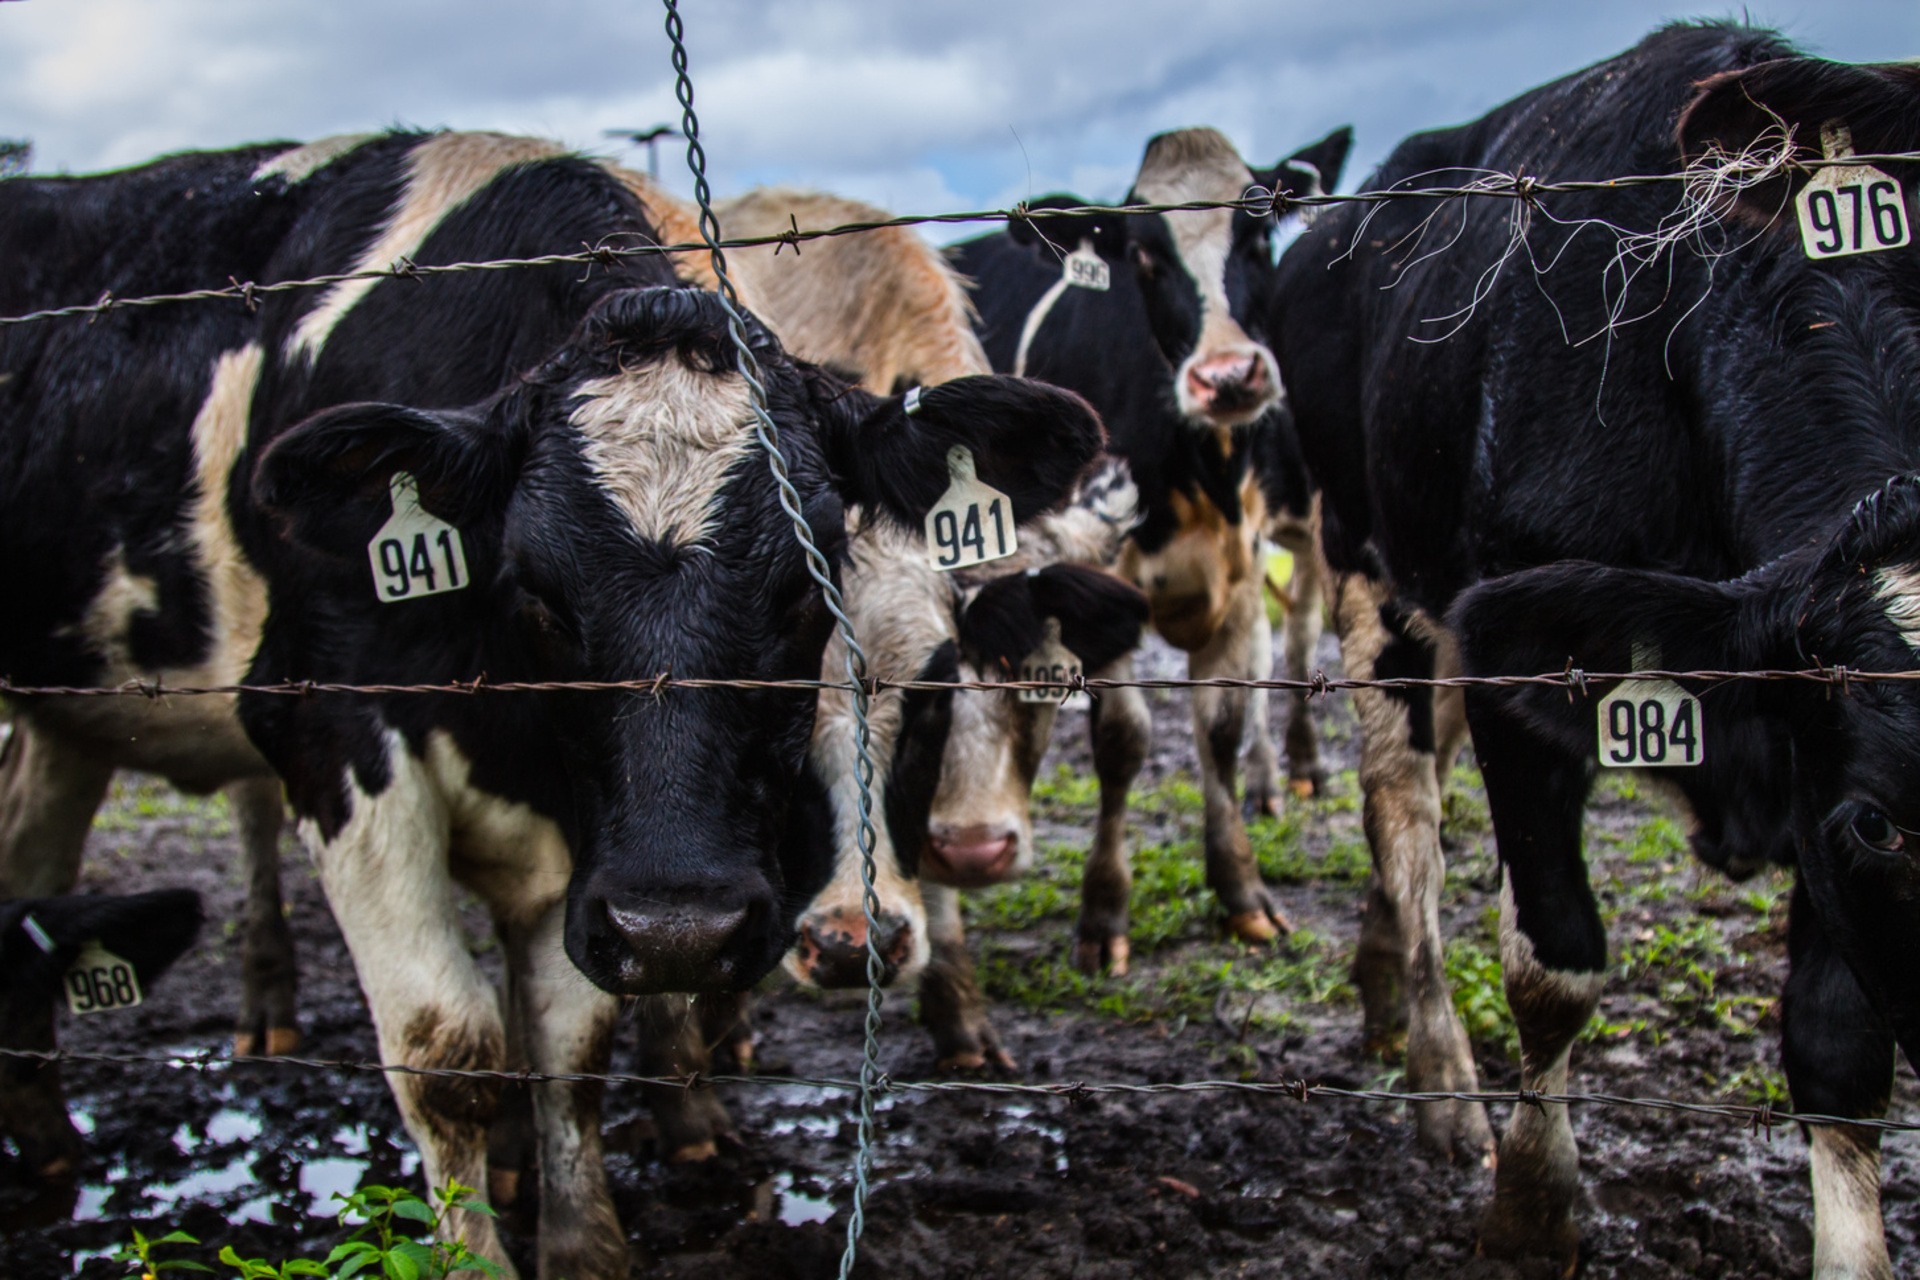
[903,386,923,416]
[925,446,1017,571]
[368,472,470,603]
[1797,121,1911,260]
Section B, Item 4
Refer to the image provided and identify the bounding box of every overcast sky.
[5,2,1918,242]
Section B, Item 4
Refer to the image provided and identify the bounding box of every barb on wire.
[4,148,1916,332]
[7,1045,1914,1136]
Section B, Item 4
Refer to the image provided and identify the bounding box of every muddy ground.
[3,631,1917,1278]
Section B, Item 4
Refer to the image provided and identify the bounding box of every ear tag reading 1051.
[65,942,142,1015]
[369,472,469,603]
[1063,243,1110,291]
[925,446,1017,571]
[1797,122,1911,260]
[1018,618,1082,705]
[1597,643,1703,769]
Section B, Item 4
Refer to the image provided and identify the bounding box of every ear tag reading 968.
[1063,242,1110,291]
[925,446,1017,571]
[1018,618,1082,705]
[1597,642,1703,769]
[1797,122,1911,260]
[369,472,469,603]
[65,942,142,1015]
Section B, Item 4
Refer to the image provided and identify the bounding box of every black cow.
[0,890,201,1192]
[1275,22,1920,1274]
[948,124,1351,972]
[1,131,1102,1278]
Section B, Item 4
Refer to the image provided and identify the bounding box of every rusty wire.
[0,1045,1901,1138]
[2,147,1915,332]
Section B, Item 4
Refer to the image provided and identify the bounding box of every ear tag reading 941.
[1797,122,1910,260]
[925,446,1017,571]
[1018,618,1082,705]
[1063,242,1110,291]
[1597,642,1703,769]
[368,472,469,603]
[65,942,142,1015]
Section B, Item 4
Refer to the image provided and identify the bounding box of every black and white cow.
[947,124,1352,969]
[1276,22,1920,1274]
[1,131,1102,1277]
[0,890,201,1187]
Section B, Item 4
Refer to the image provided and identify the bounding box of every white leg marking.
[1810,1125,1893,1280]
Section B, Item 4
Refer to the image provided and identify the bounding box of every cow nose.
[597,889,765,993]
[792,911,913,989]
[1185,352,1268,412]
[924,825,1020,887]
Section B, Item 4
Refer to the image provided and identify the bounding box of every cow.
[1274,22,1920,1275]
[946,123,1352,974]
[0,889,201,1190]
[1,132,1103,1278]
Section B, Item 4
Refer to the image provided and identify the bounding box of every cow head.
[1452,477,1920,1072]
[254,286,1103,996]
[1010,125,1352,428]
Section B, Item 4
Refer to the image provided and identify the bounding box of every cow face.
[254,287,1103,996]
[1011,126,1352,429]
[1452,478,1920,1072]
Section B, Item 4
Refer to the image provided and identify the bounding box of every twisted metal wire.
[657,6,885,1274]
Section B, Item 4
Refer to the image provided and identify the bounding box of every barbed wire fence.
[2,23,1916,1274]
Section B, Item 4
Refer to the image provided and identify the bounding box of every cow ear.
[1257,125,1355,205]
[821,375,1104,530]
[253,401,517,560]
[959,565,1147,672]
[1677,57,1920,224]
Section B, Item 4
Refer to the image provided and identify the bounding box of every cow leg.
[1472,700,1601,1264]
[1273,509,1327,798]
[0,717,112,897]
[1782,878,1896,1280]
[505,903,626,1280]
[1076,658,1148,975]
[1333,576,1487,1159]
[229,777,300,1058]
[699,988,754,1075]
[635,995,736,1164]
[919,883,1012,1071]
[304,762,511,1274]
[1192,571,1290,941]
[1241,552,1283,820]
[0,1000,82,1182]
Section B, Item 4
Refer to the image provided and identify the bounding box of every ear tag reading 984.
[368,472,469,603]
[65,942,142,1015]
[1018,618,1082,705]
[1797,122,1911,260]
[1597,643,1703,769]
[925,446,1017,571]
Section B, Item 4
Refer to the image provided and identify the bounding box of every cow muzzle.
[787,908,917,989]
[574,878,780,994]
[923,823,1022,888]
[1180,347,1280,425]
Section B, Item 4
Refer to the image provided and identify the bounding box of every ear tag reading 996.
[1597,643,1703,769]
[1018,618,1082,705]
[1063,242,1110,291]
[368,472,469,603]
[926,446,1017,571]
[65,942,142,1015]
[1797,122,1910,260]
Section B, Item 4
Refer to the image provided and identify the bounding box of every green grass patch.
[93,777,233,839]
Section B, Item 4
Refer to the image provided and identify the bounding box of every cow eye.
[1850,806,1905,854]
[1131,243,1156,278]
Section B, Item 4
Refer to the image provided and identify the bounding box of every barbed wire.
[0,664,1911,703]
[3,146,1914,333]
[0,1045,1903,1139]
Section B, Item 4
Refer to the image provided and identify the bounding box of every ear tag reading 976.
[1597,643,1703,769]
[1797,122,1910,260]
[368,472,469,603]
[1018,618,1082,705]
[65,942,141,1015]
[1063,243,1110,291]
[925,446,1016,571]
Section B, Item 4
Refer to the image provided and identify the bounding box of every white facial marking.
[253,134,374,185]
[569,361,757,546]
[287,132,566,363]
[1874,565,1920,651]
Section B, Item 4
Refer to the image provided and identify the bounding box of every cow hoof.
[488,1167,522,1210]
[936,1045,1019,1074]
[1417,1096,1497,1167]
[1289,777,1318,799]
[669,1140,719,1164]
[1225,907,1291,943]
[715,1036,754,1075]
[265,1027,302,1056]
[233,1031,258,1058]
[35,1156,75,1181]
[1242,783,1282,820]
[1073,935,1130,977]
[1477,1210,1579,1277]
